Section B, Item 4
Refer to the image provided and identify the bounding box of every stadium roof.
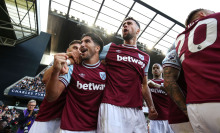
[50,0,186,54]
[0,0,38,46]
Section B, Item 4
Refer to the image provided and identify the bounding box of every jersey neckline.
[82,60,101,69]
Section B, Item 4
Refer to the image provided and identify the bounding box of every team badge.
[79,73,85,78]
[116,50,121,53]
[99,72,106,80]
[138,53,144,60]
[168,52,176,60]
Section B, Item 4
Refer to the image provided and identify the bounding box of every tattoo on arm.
[163,67,187,115]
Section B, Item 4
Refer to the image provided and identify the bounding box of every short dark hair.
[185,8,204,26]
[81,33,104,54]
[124,17,140,29]
[69,40,81,46]
[153,63,162,68]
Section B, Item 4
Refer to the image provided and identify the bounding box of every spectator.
[17,100,38,133]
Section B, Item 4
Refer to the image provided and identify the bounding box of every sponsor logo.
[79,73,85,78]
[99,72,106,80]
[138,53,144,60]
[150,88,167,95]
[76,81,105,90]
[117,55,146,68]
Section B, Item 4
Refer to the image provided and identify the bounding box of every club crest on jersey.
[168,52,176,60]
[99,72,106,80]
[79,73,85,78]
[116,50,121,53]
[138,53,144,60]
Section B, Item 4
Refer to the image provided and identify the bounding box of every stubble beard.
[123,33,134,41]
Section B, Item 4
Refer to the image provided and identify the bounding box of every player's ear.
[136,28,140,35]
[199,10,207,17]
[66,48,69,53]
[95,45,100,53]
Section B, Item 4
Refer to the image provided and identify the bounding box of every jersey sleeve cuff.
[59,77,69,87]
[144,72,148,76]
[163,64,181,70]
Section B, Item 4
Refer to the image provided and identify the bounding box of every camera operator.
[17,100,38,133]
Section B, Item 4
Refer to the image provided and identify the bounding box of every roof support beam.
[137,13,157,40]
[93,0,105,25]
[115,1,136,35]
[134,0,185,28]
[153,23,176,48]
[66,0,72,19]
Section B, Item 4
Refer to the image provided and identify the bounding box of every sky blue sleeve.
[58,65,73,87]
[99,43,111,60]
[144,57,150,76]
[162,49,181,70]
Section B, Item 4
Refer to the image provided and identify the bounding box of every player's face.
[152,64,163,76]
[80,36,98,61]
[122,20,139,41]
[67,43,81,54]
[27,102,36,111]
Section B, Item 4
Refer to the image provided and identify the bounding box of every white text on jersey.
[150,88,167,95]
[77,81,105,90]
[117,55,145,68]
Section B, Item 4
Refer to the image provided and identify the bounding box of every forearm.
[164,81,187,115]
[142,86,155,108]
[45,71,64,102]
[42,67,53,84]
[164,67,187,115]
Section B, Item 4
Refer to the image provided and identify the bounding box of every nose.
[123,23,127,28]
[79,45,84,52]
[81,42,85,47]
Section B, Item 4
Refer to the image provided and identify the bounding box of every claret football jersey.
[100,43,150,108]
[175,12,220,104]
[59,61,106,131]
[150,78,169,120]
[35,90,66,121]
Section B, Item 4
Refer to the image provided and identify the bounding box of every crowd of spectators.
[12,73,46,93]
[0,105,21,133]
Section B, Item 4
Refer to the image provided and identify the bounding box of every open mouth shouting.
[123,29,128,33]
[80,47,88,56]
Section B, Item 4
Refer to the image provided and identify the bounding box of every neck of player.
[124,37,137,47]
[153,74,162,80]
[84,54,100,64]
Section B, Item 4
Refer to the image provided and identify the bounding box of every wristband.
[66,59,71,66]
[161,83,164,88]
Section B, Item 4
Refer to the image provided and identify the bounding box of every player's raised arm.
[45,53,68,102]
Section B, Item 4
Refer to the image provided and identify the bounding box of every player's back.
[35,90,66,121]
[175,12,220,104]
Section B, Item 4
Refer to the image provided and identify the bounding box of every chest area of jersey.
[70,67,106,91]
[150,80,167,95]
[107,46,147,69]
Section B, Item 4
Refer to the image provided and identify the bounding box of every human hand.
[60,63,69,75]
[28,110,33,117]
[67,51,81,65]
[53,53,69,74]
[148,106,158,120]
